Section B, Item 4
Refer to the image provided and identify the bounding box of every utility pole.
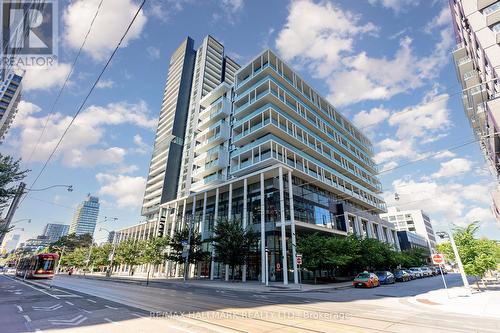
[448,227,471,294]
[0,182,26,245]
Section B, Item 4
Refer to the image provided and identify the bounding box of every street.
[1,273,498,333]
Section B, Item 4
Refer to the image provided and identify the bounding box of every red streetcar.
[16,253,59,279]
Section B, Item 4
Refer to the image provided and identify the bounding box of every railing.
[456,56,471,66]
[484,1,500,15]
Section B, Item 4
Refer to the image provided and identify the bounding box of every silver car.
[409,267,423,278]
[420,267,433,277]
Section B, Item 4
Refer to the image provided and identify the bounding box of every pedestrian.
[69,267,73,276]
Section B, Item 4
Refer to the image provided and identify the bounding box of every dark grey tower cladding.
[142,37,195,219]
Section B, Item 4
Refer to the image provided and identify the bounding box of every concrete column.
[210,187,219,280]
[242,178,248,282]
[288,171,298,285]
[260,172,266,284]
[181,199,187,230]
[226,183,232,281]
[190,196,197,279]
[279,167,288,285]
[355,216,363,238]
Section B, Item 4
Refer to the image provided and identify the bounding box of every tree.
[0,223,14,239]
[115,239,144,275]
[168,228,207,265]
[0,153,29,209]
[297,233,330,284]
[212,218,258,281]
[60,247,88,269]
[437,222,498,289]
[90,243,113,270]
[143,236,170,278]
[50,233,93,252]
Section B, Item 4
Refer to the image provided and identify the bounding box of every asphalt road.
[1,272,498,332]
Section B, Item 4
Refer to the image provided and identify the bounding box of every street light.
[12,218,31,224]
[99,227,118,278]
[436,229,471,294]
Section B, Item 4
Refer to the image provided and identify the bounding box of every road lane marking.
[86,299,97,303]
[33,304,63,311]
[65,301,74,306]
[49,314,87,326]
[2,275,60,299]
[104,318,121,325]
[81,309,92,314]
[105,305,118,310]
[15,305,23,312]
[23,315,31,322]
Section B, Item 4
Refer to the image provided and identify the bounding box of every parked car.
[394,270,411,282]
[353,272,380,288]
[402,269,416,280]
[420,267,433,277]
[375,271,395,284]
[429,266,440,276]
[409,267,424,278]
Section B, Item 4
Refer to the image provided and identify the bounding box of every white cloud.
[352,107,390,129]
[10,100,155,167]
[432,150,456,160]
[368,0,419,13]
[275,1,453,106]
[388,91,451,139]
[222,0,244,13]
[380,161,398,172]
[132,134,150,154]
[23,63,71,91]
[114,164,139,174]
[146,46,160,60]
[275,0,378,78]
[63,0,147,61]
[374,138,420,164]
[424,6,451,33]
[465,207,493,224]
[96,173,146,208]
[96,79,115,89]
[431,158,473,178]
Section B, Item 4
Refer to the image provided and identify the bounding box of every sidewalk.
[408,284,500,319]
[64,273,353,293]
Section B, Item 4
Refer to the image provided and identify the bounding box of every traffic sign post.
[433,253,449,299]
[296,254,302,290]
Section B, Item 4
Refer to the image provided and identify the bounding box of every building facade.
[449,0,500,221]
[0,71,22,143]
[142,38,196,221]
[69,195,100,236]
[42,223,69,243]
[380,207,436,253]
[132,38,397,285]
[396,231,431,255]
[0,234,20,254]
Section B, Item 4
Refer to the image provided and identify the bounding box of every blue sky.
[3,0,499,244]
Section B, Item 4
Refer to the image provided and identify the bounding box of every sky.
[2,0,499,245]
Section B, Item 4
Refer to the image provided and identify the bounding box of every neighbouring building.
[69,195,100,237]
[449,0,500,221]
[0,233,20,254]
[19,235,50,254]
[128,36,397,285]
[42,223,69,243]
[396,231,431,255]
[380,207,436,253]
[0,70,22,143]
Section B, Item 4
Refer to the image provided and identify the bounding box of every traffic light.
[157,215,166,237]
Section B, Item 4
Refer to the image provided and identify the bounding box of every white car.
[409,267,423,278]
[420,267,433,277]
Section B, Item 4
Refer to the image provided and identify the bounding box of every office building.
[69,195,100,236]
[136,37,396,285]
[0,70,22,143]
[397,231,431,255]
[42,223,69,243]
[449,0,500,221]
[380,207,436,253]
[19,235,50,254]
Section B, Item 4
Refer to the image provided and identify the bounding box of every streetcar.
[16,253,59,279]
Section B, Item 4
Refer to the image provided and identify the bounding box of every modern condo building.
[69,195,100,236]
[449,0,500,221]
[0,70,22,144]
[135,36,397,285]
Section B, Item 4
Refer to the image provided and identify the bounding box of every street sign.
[296,254,302,265]
[276,262,281,271]
[432,253,445,265]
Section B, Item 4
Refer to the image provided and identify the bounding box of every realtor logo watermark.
[1,0,58,68]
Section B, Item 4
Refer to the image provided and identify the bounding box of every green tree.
[90,243,113,270]
[143,236,170,278]
[0,153,29,210]
[168,227,207,265]
[60,247,88,269]
[297,233,330,284]
[437,222,497,289]
[212,218,258,281]
[49,233,93,252]
[115,239,144,275]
